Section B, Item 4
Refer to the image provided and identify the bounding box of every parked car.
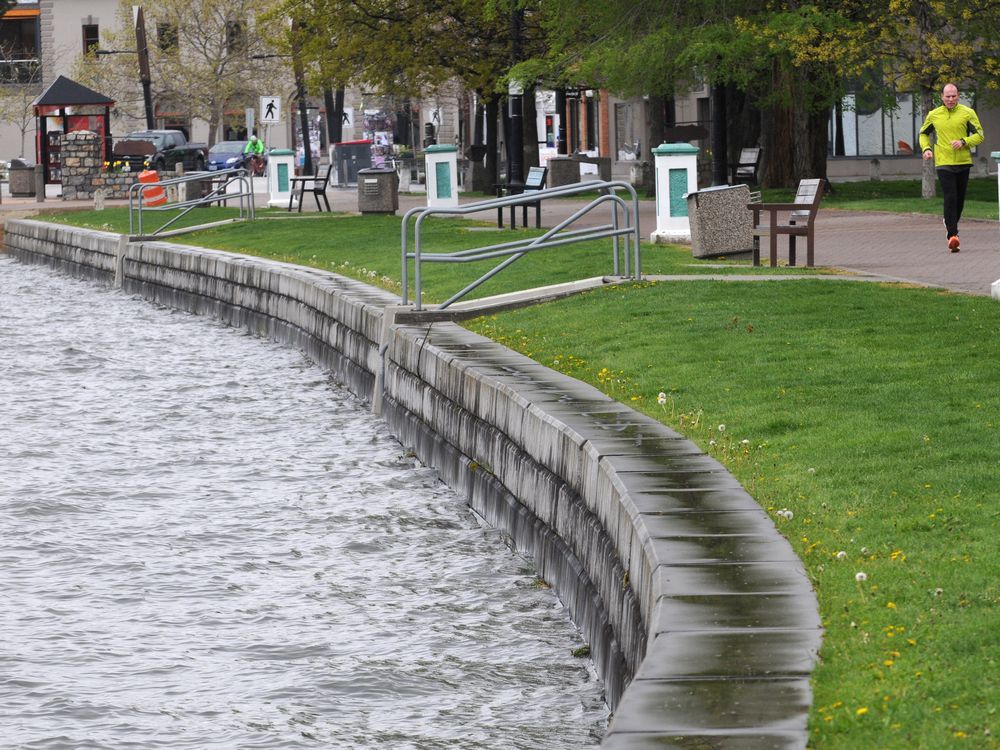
[112,130,208,173]
[207,140,266,172]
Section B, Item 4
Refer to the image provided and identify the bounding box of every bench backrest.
[791,178,824,221]
[735,147,761,176]
[525,165,547,192]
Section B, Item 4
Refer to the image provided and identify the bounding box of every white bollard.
[425,144,459,208]
[992,278,1000,301]
[650,142,699,244]
[268,149,297,208]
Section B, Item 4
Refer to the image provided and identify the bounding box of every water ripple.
[0,257,607,748]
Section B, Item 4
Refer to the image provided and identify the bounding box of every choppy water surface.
[0,256,608,749]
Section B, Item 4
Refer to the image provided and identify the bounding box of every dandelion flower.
[836,551,847,560]
[856,571,867,582]
[856,707,869,716]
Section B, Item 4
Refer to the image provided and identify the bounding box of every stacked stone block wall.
[59,130,141,201]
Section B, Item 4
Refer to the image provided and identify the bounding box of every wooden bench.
[496,165,547,229]
[747,178,824,267]
[730,147,761,185]
[288,163,333,212]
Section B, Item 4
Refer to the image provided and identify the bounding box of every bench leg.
[769,232,778,268]
[806,228,815,267]
[297,186,306,213]
[789,235,797,267]
[752,235,761,266]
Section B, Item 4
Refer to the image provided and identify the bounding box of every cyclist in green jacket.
[918,83,985,252]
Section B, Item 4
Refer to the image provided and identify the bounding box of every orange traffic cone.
[138,169,167,207]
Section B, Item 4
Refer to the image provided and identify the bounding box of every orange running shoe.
[948,235,961,252]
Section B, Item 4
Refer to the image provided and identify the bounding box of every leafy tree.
[522,0,860,187]
[74,0,287,145]
[275,0,545,184]
[0,40,41,157]
[827,0,1000,197]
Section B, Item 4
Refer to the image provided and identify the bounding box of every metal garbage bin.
[334,140,372,186]
[357,167,399,214]
[687,184,753,258]
[9,158,36,198]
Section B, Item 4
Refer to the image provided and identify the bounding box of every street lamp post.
[98,7,155,129]
[134,7,154,129]
[508,79,524,190]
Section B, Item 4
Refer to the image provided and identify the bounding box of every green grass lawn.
[42,208,826,305]
[32,189,1000,749]
[468,281,999,750]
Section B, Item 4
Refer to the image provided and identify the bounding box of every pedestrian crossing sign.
[260,97,281,124]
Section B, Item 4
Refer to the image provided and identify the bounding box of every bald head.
[942,84,959,109]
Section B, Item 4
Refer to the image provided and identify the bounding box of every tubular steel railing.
[401,180,641,311]
[128,167,255,238]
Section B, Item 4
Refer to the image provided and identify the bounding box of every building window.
[615,102,639,161]
[82,24,99,55]
[226,21,243,53]
[830,92,933,157]
[157,23,178,52]
[0,15,41,84]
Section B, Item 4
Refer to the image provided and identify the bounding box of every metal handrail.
[401,180,641,311]
[128,167,255,238]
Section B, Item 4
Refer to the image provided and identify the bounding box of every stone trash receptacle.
[8,159,36,197]
[357,167,399,214]
[687,184,754,258]
[547,156,579,188]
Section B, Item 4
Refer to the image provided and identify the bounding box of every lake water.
[0,255,608,749]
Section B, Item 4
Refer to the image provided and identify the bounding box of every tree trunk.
[711,84,728,185]
[523,86,539,168]
[920,87,936,199]
[485,96,499,188]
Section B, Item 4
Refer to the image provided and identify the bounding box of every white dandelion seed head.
[836,551,847,560]
[741,439,750,445]
[808,467,816,474]
[709,439,717,446]
[718,424,726,432]
[861,547,870,555]
[657,392,667,405]
[856,572,868,582]
[934,587,944,596]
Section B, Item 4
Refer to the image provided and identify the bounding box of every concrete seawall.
[5,218,822,748]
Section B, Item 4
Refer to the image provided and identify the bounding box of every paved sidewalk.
[3,183,998,297]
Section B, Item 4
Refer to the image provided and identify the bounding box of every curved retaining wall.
[4,218,822,748]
